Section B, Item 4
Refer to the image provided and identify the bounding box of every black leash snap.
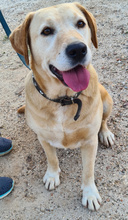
[73,98,82,121]
[60,96,82,121]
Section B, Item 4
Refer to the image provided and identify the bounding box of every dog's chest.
[43,107,82,149]
[27,101,91,149]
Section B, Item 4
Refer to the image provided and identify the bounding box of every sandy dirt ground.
[0,0,128,219]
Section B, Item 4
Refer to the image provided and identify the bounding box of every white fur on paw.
[99,129,115,146]
[82,183,102,211]
[43,168,60,190]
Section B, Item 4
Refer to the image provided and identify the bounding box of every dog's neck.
[32,73,82,121]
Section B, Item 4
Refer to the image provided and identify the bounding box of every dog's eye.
[41,27,54,36]
[76,20,86,28]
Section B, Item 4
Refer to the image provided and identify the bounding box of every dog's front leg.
[38,137,60,190]
[80,136,102,211]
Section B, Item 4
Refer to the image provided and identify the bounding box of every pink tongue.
[61,66,90,92]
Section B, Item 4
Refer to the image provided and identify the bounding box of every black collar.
[32,74,82,121]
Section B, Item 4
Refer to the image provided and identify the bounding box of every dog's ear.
[75,3,98,48]
[9,12,34,65]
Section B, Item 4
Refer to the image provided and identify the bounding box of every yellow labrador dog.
[10,2,114,211]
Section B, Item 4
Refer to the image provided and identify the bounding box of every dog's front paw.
[99,128,115,147]
[43,168,60,190]
[82,183,102,211]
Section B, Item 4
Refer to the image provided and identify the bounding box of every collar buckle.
[60,96,73,106]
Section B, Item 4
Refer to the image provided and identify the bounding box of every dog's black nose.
[66,42,87,63]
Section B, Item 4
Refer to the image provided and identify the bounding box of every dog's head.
[10,2,98,92]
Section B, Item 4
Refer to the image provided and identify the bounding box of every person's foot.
[0,137,13,156]
[0,177,14,199]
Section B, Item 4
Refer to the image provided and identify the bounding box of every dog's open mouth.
[49,64,90,92]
